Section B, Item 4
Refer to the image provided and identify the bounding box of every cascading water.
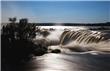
[60,30,104,45]
[60,30,110,52]
[35,26,110,53]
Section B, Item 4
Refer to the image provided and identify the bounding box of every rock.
[51,49,61,53]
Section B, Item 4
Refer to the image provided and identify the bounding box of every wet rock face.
[51,49,61,53]
[68,47,88,52]
[48,45,62,53]
[33,45,48,56]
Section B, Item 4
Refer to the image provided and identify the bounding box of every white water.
[35,26,110,52]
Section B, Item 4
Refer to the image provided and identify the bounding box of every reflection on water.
[35,54,78,71]
[3,53,110,71]
[30,53,110,71]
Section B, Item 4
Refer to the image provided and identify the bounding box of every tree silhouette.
[1,17,48,62]
[9,17,16,24]
[17,18,36,40]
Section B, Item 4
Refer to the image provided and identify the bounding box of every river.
[2,26,110,71]
[2,53,110,71]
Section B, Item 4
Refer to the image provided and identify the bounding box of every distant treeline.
[3,22,110,26]
[32,22,110,26]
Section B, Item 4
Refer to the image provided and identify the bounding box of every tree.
[17,18,36,40]
[1,18,37,61]
[9,17,16,24]
[2,18,48,62]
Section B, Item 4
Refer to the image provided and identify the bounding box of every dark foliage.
[1,18,47,62]
[33,22,110,26]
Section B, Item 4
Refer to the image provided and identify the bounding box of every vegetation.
[1,18,47,62]
[33,22,110,26]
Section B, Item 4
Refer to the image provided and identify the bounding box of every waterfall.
[60,30,104,45]
[35,26,110,52]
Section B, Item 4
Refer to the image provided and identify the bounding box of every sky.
[1,1,110,23]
